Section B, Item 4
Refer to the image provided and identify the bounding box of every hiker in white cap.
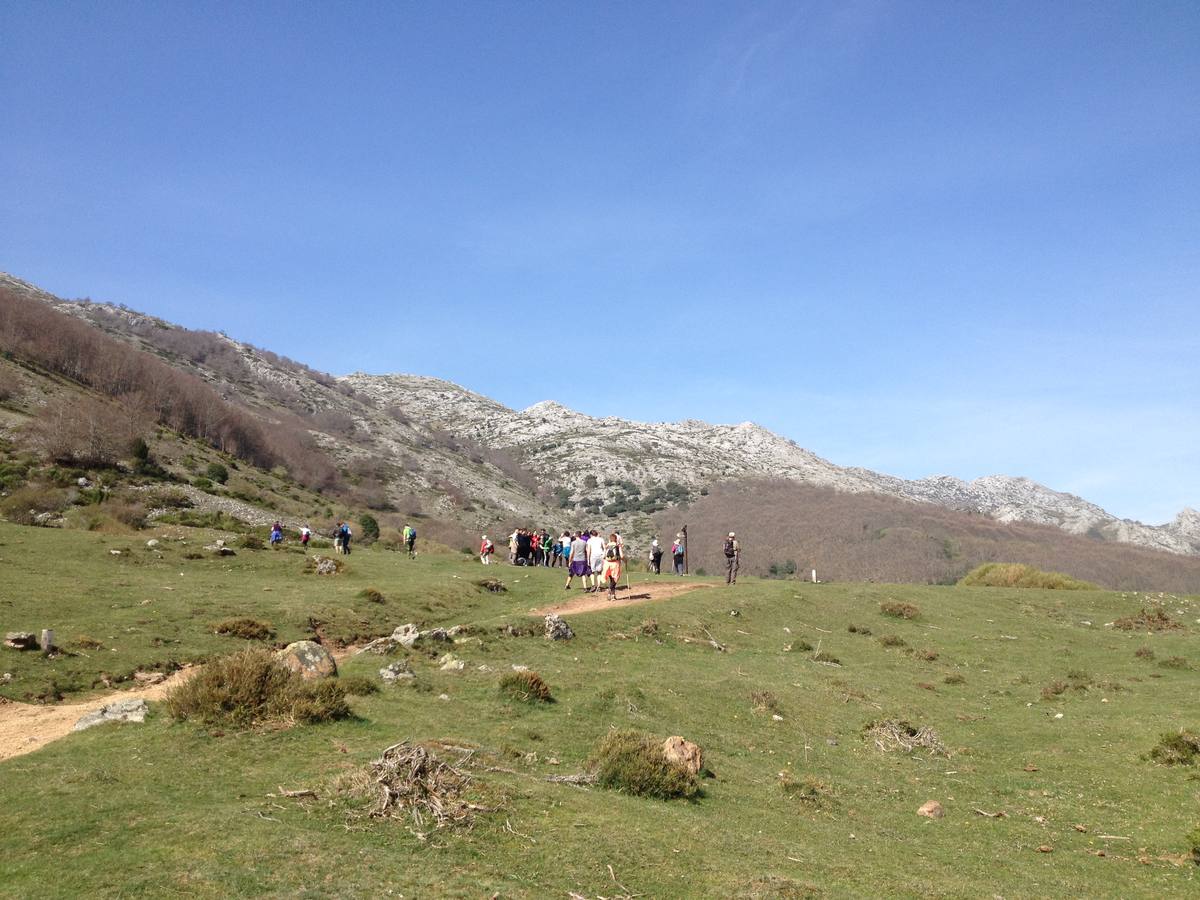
[480,534,494,565]
[723,532,741,585]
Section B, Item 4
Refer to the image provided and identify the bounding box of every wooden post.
[682,524,688,576]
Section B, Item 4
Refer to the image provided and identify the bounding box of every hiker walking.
[405,524,417,558]
[723,532,740,585]
[480,534,494,564]
[672,534,685,576]
[586,528,605,593]
[564,531,589,589]
[270,521,283,547]
[333,522,344,554]
[649,538,663,574]
[602,532,623,601]
[300,526,311,550]
[340,521,352,555]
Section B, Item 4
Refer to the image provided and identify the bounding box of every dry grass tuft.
[847,624,872,635]
[1114,607,1181,632]
[1147,730,1200,766]
[863,719,947,756]
[943,673,966,685]
[959,562,1097,590]
[751,690,780,713]
[359,587,386,604]
[499,670,553,704]
[338,675,380,696]
[778,772,835,806]
[475,578,507,593]
[213,617,274,641]
[1134,645,1155,660]
[880,601,919,619]
[879,634,907,648]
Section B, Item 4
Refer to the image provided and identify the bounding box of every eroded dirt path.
[0,668,194,764]
[531,579,713,617]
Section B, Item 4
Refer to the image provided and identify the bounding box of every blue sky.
[2,1,1197,524]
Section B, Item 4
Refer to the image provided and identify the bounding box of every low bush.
[959,562,1097,590]
[205,462,229,484]
[144,488,192,509]
[1134,645,1155,660]
[1114,607,1181,632]
[237,534,265,550]
[165,649,349,727]
[916,648,939,661]
[880,601,919,619]
[70,635,104,650]
[338,675,380,696]
[1147,730,1200,766]
[879,635,907,648]
[0,484,69,525]
[1186,824,1200,866]
[499,671,553,704]
[589,729,700,800]
[214,617,274,641]
[812,650,841,665]
[943,673,966,685]
[847,624,872,636]
[1041,680,1069,700]
[1159,656,1192,671]
[105,500,148,530]
[192,476,214,491]
[751,690,779,713]
[359,587,386,604]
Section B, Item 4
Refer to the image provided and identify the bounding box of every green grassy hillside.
[1,521,1198,897]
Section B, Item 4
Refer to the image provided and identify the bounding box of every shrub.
[24,394,142,468]
[847,624,872,635]
[1135,646,1155,660]
[144,487,192,509]
[589,729,699,800]
[192,476,213,491]
[359,587,386,604]
[959,563,1097,590]
[105,499,148,530]
[1114,607,1181,632]
[751,690,779,713]
[1147,730,1200,766]
[0,484,69,525]
[499,671,553,704]
[1160,656,1192,671]
[359,514,380,544]
[214,617,274,640]
[880,601,919,619]
[164,648,349,727]
[1041,680,1068,700]
[338,675,379,696]
[205,462,229,484]
[916,648,939,661]
[943,673,966,685]
[1186,824,1200,866]
[879,634,907,648]
[237,534,264,550]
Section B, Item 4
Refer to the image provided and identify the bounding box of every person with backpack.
[270,521,283,547]
[564,531,589,590]
[333,522,344,554]
[649,538,663,574]
[340,521,352,555]
[300,526,311,550]
[672,534,685,576]
[480,534,494,564]
[723,532,740,584]
[602,532,623,601]
[405,524,417,558]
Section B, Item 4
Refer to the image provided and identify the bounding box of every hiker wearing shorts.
[602,533,623,601]
[565,531,589,590]
[724,532,740,584]
[586,528,605,593]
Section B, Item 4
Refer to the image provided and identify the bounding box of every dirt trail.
[0,643,368,765]
[531,580,713,617]
[0,667,194,764]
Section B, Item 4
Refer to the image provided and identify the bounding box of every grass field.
[1,520,1198,897]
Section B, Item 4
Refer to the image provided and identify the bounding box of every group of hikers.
[480,528,743,589]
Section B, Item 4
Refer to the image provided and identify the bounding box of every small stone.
[109,549,123,556]
[132,671,167,686]
[772,714,784,721]
[438,693,450,701]
[1053,713,1063,719]
[438,653,465,672]
[826,738,839,746]
[379,660,414,683]
[1073,824,1088,833]
[73,698,149,732]
[662,736,703,775]
[511,664,529,672]
[1037,845,1053,853]
[917,800,944,819]
[146,539,160,549]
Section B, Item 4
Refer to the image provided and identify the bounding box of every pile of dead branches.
[337,741,481,835]
[863,719,948,756]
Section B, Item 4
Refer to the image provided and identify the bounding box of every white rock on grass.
[438,653,465,672]
[73,698,149,732]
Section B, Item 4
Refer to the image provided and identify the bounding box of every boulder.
[133,670,167,686]
[4,632,38,651]
[314,556,340,575]
[662,736,703,775]
[277,640,337,680]
[379,660,414,683]
[438,653,465,672]
[393,624,421,649]
[73,698,149,732]
[544,614,574,641]
[917,800,944,819]
[146,539,160,549]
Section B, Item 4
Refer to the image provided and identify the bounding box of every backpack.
[605,544,620,561]
[408,528,416,541]
[723,538,736,558]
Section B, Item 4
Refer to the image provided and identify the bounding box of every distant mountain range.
[2,270,1196,564]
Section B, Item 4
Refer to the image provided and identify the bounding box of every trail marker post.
[682,524,688,576]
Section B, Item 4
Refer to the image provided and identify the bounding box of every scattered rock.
[438,653,465,672]
[277,640,337,680]
[73,698,149,732]
[313,556,339,575]
[77,477,91,488]
[132,671,167,686]
[146,539,160,549]
[109,549,123,556]
[3,632,38,651]
[729,609,741,617]
[917,800,944,819]
[544,614,574,641]
[511,664,529,672]
[380,660,414,683]
[438,693,450,701]
[826,738,839,747]
[1037,845,1053,853]
[662,735,704,775]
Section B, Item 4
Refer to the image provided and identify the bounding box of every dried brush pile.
[337,742,481,836]
[863,719,947,756]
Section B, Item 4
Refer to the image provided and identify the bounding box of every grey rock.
[4,632,38,651]
[73,698,149,732]
[543,614,574,641]
[379,660,414,682]
[277,640,337,680]
[438,653,465,672]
